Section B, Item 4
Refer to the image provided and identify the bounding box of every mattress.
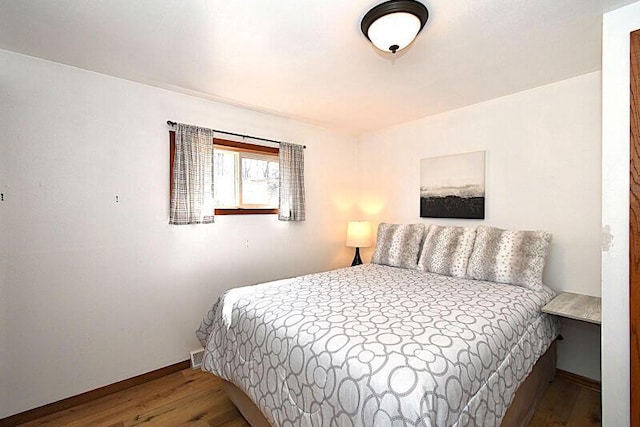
[197,264,559,427]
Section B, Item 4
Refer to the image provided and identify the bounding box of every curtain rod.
[166,121,306,149]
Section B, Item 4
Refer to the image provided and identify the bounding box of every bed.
[196,224,560,426]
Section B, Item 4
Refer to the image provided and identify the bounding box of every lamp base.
[351,247,363,266]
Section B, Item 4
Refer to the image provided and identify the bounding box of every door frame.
[630,29,640,427]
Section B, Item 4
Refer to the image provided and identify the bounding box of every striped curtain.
[278,142,305,221]
[169,123,215,225]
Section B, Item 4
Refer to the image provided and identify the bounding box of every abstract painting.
[420,151,485,219]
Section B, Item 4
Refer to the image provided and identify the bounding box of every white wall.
[356,72,603,380]
[601,2,640,425]
[0,49,357,418]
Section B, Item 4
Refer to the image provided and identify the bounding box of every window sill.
[215,208,278,215]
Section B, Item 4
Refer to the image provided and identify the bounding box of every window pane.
[241,157,279,207]
[214,150,237,207]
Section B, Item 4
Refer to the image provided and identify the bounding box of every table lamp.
[346,221,373,266]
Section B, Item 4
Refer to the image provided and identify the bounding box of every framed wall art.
[420,151,485,219]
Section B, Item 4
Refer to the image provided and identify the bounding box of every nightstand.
[541,292,601,324]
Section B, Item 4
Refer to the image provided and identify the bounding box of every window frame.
[169,132,279,216]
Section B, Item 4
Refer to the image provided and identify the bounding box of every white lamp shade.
[346,221,373,248]
[367,12,421,53]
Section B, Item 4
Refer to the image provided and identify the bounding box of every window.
[169,134,280,216]
[214,141,279,214]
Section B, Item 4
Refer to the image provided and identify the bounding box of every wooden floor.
[528,377,602,427]
[16,368,600,427]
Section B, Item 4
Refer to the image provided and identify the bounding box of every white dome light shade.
[367,12,421,53]
[361,0,429,54]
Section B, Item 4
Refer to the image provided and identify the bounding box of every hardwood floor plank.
[3,362,191,426]
[20,371,217,427]
[211,411,250,427]
[19,372,191,425]
[217,420,251,427]
[89,374,217,426]
[566,387,602,427]
[14,368,600,427]
[121,389,225,426]
[527,379,580,426]
[527,377,600,427]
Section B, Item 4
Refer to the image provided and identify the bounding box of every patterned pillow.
[371,223,425,269]
[466,226,552,289]
[417,225,477,278]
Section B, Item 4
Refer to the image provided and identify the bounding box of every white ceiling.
[0,0,635,135]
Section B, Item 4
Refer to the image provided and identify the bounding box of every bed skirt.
[221,341,557,427]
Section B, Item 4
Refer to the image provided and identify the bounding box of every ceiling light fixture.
[361,0,429,54]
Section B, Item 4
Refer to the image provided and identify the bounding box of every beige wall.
[356,72,603,380]
[0,49,357,418]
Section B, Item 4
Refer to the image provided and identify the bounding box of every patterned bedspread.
[197,264,559,427]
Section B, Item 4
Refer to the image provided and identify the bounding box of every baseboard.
[0,360,190,426]
[556,369,601,393]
